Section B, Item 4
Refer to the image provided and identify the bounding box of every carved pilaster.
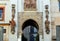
[45,5,50,34]
[9,4,16,34]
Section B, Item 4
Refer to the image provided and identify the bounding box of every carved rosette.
[45,5,50,34]
[10,4,16,34]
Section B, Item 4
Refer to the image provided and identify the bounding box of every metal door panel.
[56,26,60,41]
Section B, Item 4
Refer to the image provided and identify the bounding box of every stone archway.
[22,19,39,41]
[18,12,43,41]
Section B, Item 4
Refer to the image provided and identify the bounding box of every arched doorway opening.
[22,19,39,41]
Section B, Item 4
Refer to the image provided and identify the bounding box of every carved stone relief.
[9,4,16,34]
[24,0,36,11]
[45,5,50,34]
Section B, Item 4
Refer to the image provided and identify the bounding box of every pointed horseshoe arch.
[22,19,39,30]
[22,19,39,41]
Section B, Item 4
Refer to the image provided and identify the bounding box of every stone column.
[37,0,43,12]
[18,0,24,12]
[18,32,22,41]
[43,0,52,41]
[18,26,22,41]
[38,32,43,41]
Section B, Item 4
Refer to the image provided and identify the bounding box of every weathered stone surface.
[18,12,43,35]
[56,26,60,41]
